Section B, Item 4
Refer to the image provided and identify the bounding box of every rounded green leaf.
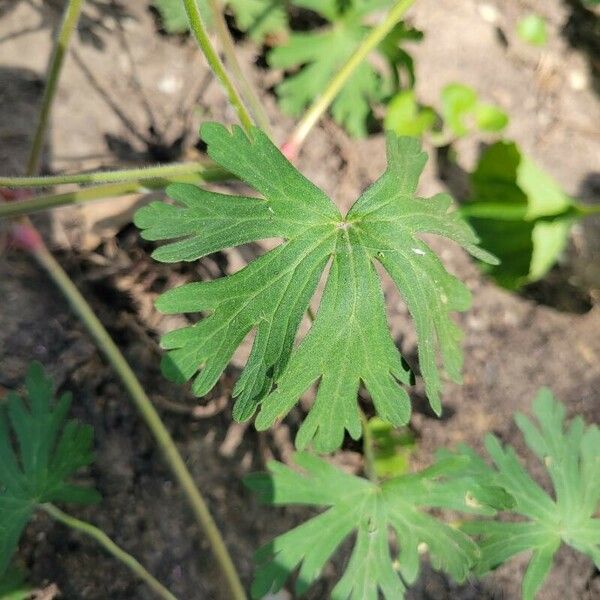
[517,14,548,47]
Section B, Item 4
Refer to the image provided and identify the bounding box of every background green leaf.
[269,1,421,136]
[384,90,436,137]
[245,452,502,599]
[517,14,548,47]
[459,389,600,600]
[0,566,32,600]
[0,363,99,576]
[461,141,575,289]
[441,83,508,138]
[152,0,287,41]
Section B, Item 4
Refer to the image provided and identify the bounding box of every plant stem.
[33,246,246,600]
[206,0,272,135]
[0,182,142,219]
[41,504,179,600]
[26,0,84,175]
[573,202,600,217]
[182,0,254,134]
[0,164,234,219]
[284,0,416,157]
[359,410,378,483]
[0,161,227,188]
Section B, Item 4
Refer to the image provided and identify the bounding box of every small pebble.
[478,3,500,24]
[568,70,588,91]
[158,74,182,94]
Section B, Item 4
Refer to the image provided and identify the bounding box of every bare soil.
[0,1,599,599]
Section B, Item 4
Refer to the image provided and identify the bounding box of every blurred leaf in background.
[461,142,577,289]
[458,389,600,600]
[367,416,416,478]
[384,90,436,137]
[227,0,288,42]
[152,0,288,41]
[517,14,548,46]
[0,363,99,576]
[270,1,422,137]
[152,0,211,33]
[385,84,508,143]
[0,566,32,600]
[440,83,508,139]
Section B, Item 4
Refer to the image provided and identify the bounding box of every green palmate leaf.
[461,141,575,289]
[458,389,600,600]
[136,123,495,452]
[270,1,421,137]
[0,363,99,576]
[245,452,507,599]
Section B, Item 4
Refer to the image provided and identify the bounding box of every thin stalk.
[573,202,600,217]
[284,0,416,157]
[0,164,233,219]
[41,504,179,600]
[360,411,378,483]
[26,0,84,174]
[0,160,227,188]
[0,182,145,219]
[206,0,272,134]
[182,0,254,133]
[33,246,246,600]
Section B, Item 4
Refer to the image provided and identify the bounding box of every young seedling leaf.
[245,452,507,599]
[384,90,436,138]
[0,363,99,576]
[270,0,421,137]
[136,123,495,452]
[440,83,508,138]
[459,389,600,600]
[517,14,548,47]
[461,141,576,289]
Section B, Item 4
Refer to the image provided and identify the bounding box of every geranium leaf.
[0,363,99,576]
[458,389,600,600]
[270,1,421,137]
[136,123,495,452]
[245,452,505,599]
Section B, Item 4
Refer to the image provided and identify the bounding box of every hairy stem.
[0,161,227,188]
[182,0,254,133]
[27,0,84,174]
[360,411,378,483]
[41,504,179,600]
[285,0,417,157]
[33,246,246,600]
[206,0,272,134]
